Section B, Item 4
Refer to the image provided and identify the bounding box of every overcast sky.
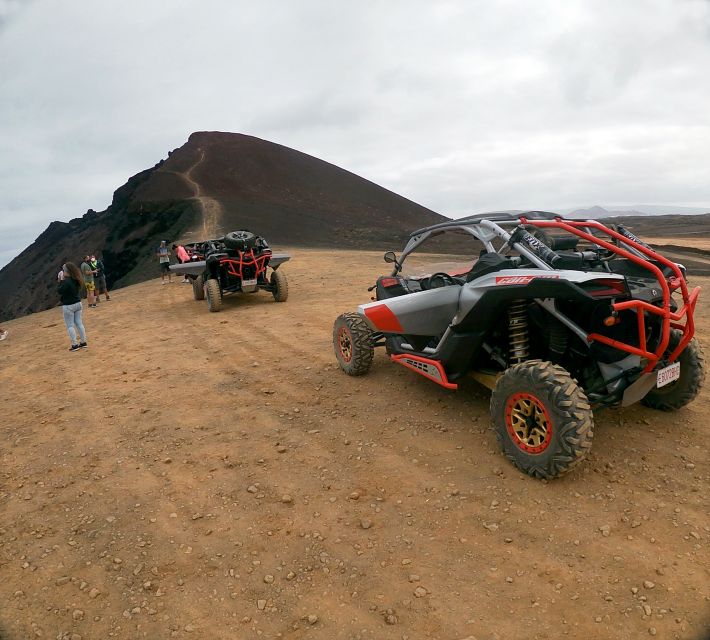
[1,0,710,267]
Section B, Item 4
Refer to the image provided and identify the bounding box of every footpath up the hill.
[1,249,708,640]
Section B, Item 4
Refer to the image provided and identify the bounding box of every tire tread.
[271,270,289,302]
[642,331,705,411]
[490,359,594,479]
[333,312,374,376]
[206,278,222,312]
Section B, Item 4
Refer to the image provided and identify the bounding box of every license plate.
[656,362,680,388]
[242,279,257,287]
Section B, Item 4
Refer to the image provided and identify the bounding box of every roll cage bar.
[396,211,563,272]
[392,211,700,373]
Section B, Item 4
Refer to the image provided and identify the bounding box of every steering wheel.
[426,272,458,289]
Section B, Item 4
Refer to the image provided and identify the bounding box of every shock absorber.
[508,300,529,365]
[548,320,568,361]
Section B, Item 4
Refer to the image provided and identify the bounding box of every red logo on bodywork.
[495,275,560,285]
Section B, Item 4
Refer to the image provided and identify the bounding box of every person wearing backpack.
[91,254,110,301]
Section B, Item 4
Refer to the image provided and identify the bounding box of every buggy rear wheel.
[333,312,374,376]
[192,274,205,301]
[490,360,593,479]
[271,269,288,302]
[642,330,705,411]
[205,278,222,312]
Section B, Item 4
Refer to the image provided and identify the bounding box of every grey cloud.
[0,0,33,32]
[1,0,710,268]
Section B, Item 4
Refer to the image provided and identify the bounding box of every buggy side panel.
[170,261,207,276]
[359,286,461,335]
[431,278,599,379]
[455,269,625,324]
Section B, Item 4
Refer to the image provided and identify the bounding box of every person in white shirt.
[156,240,172,284]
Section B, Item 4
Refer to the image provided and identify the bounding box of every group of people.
[69,254,110,306]
[56,241,187,353]
[56,253,109,352]
[9,241,194,354]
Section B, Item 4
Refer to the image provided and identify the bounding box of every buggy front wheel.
[271,270,288,302]
[490,360,594,479]
[205,278,222,312]
[333,312,374,376]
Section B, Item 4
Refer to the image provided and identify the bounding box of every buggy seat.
[466,253,513,282]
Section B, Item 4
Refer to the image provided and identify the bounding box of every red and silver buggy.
[333,212,704,479]
[171,231,290,312]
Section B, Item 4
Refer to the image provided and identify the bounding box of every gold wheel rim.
[338,327,352,362]
[505,392,552,454]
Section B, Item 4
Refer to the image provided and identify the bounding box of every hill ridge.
[0,131,447,321]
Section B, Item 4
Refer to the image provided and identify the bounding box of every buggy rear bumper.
[170,254,290,277]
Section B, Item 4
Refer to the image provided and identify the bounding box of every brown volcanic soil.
[1,249,709,640]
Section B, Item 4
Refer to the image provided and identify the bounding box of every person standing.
[156,241,172,284]
[81,255,97,307]
[91,254,111,301]
[174,243,190,283]
[58,262,88,352]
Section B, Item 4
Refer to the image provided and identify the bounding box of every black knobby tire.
[224,230,257,251]
[642,329,705,411]
[205,278,222,312]
[271,270,288,302]
[333,312,374,376]
[490,360,594,479]
[193,274,205,301]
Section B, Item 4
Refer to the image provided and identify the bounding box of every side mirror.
[383,251,398,264]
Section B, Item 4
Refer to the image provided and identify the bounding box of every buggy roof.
[409,211,562,238]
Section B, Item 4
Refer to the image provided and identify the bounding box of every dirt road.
[1,249,708,640]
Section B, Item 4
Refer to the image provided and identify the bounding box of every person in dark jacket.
[58,262,88,351]
[91,254,110,301]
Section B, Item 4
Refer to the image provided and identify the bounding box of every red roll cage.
[221,248,272,280]
[183,244,273,280]
[520,217,700,373]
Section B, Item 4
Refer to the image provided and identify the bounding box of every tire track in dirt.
[154,269,582,636]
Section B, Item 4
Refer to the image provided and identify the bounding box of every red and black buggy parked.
[171,230,290,312]
[333,212,704,479]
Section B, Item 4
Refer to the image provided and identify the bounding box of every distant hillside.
[0,132,447,321]
[571,205,646,218]
[570,205,710,218]
[598,212,710,237]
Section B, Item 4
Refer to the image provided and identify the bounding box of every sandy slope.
[0,248,708,640]
[646,238,710,251]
